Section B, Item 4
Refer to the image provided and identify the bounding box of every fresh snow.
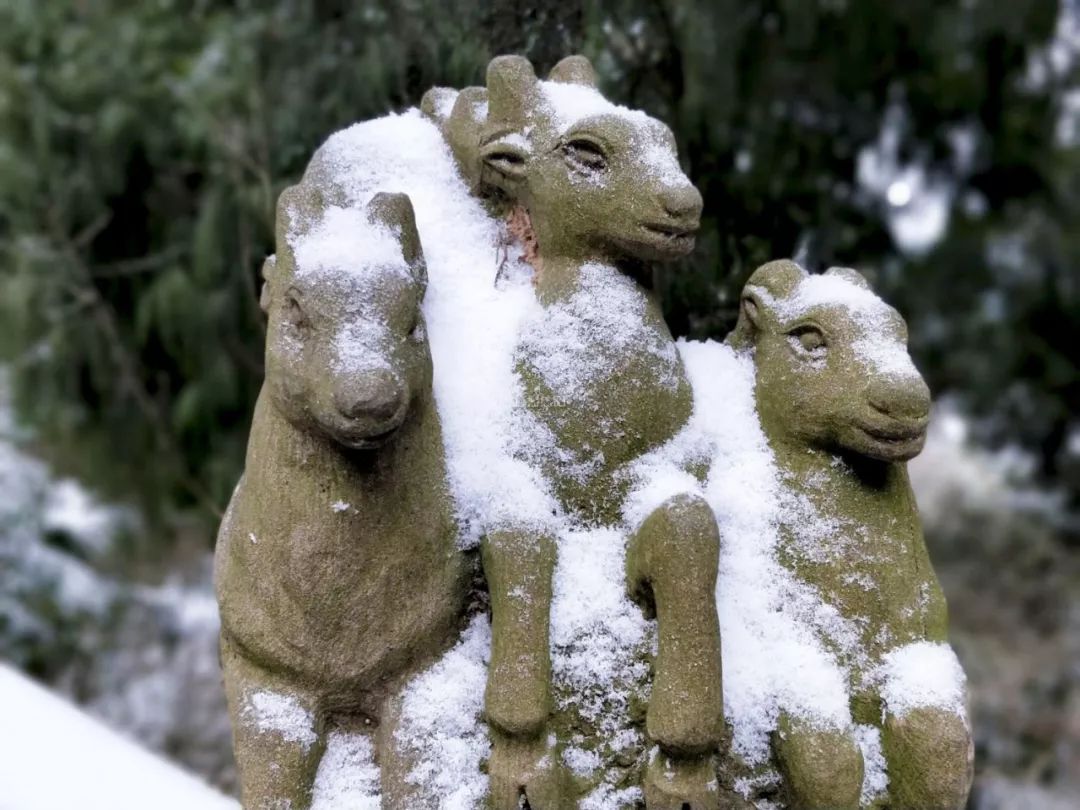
[241,689,319,751]
[0,663,238,810]
[299,109,558,543]
[234,103,966,808]
[876,641,968,719]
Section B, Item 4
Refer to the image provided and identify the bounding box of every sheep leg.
[481,527,568,809]
[627,493,724,809]
[773,712,863,809]
[221,635,326,810]
[881,706,973,809]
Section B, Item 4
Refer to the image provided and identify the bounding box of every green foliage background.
[0,0,1077,532]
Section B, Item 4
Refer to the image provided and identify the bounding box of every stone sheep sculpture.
[214,187,469,810]
[727,260,973,809]
[430,54,726,809]
[212,49,975,810]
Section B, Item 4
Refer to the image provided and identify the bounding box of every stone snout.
[330,368,409,449]
[855,373,931,463]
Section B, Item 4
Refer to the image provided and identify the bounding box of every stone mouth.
[638,221,698,253]
[852,418,927,460]
[332,409,407,450]
[856,416,928,443]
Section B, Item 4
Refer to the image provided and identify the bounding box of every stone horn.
[367,192,427,289]
[548,55,597,87]
[486,55,537,132]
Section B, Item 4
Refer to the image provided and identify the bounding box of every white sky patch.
[877,641,968,719]
[856,103,954,256]
[241,689,318,751]
[310,732,380,810]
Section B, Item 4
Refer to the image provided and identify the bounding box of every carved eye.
[284,291,307,329]
[788,325,827,356]
[563,138,607,172]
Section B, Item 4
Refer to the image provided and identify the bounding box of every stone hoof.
[486,732,569,810]
[773,715,863,810]
[646,668,724,755]
[882,706,973,810]
[643,751,721,810]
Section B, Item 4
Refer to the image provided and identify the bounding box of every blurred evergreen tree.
[0,0,1076,535]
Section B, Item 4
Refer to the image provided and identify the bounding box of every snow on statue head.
[215,187,470,810]
[435,54,702,275]
[261,187,431,450]
[730,260,932,464]
[727,260,973,810]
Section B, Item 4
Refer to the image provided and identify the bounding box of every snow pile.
[550,525,652,780]
[674,340,853,767]
[519,262,680,403]
[876,641,968,719]
[538,81,649,136]
[535,81,688,186]
[300,110,557,542]
[311,733,381,810]
[291,204,409,285]
[242,690,319,751]
[853,724,888,805]
[393,616,492,808]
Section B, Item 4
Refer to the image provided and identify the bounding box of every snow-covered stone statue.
[722,260,973,808]
[214,187,470,809]
[428,54,724,809]
[213,51,972,810]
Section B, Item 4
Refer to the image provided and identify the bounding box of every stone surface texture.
[214,55,971,810]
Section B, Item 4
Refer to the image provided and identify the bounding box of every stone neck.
[534,253,655,307]
[249,386,440,482]
[765,431,905,500]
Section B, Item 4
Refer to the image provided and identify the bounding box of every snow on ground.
[0,364,235,789]
[0,663,237,810]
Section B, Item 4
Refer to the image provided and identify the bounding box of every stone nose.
[334,369,404,421]
[868,375,931,421]
[659,183,703,222]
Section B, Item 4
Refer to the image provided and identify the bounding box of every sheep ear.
[420,87,458,125]
[745,259,807,299]
[442,87,489,193]
[825,266,872,290]
[259,255,276,313]
[276,183,323,246]
[548,55,597,87]
[727,287,766,350]
[486,55,537,131]
[367,192,427,290]
[479,138,529,189]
